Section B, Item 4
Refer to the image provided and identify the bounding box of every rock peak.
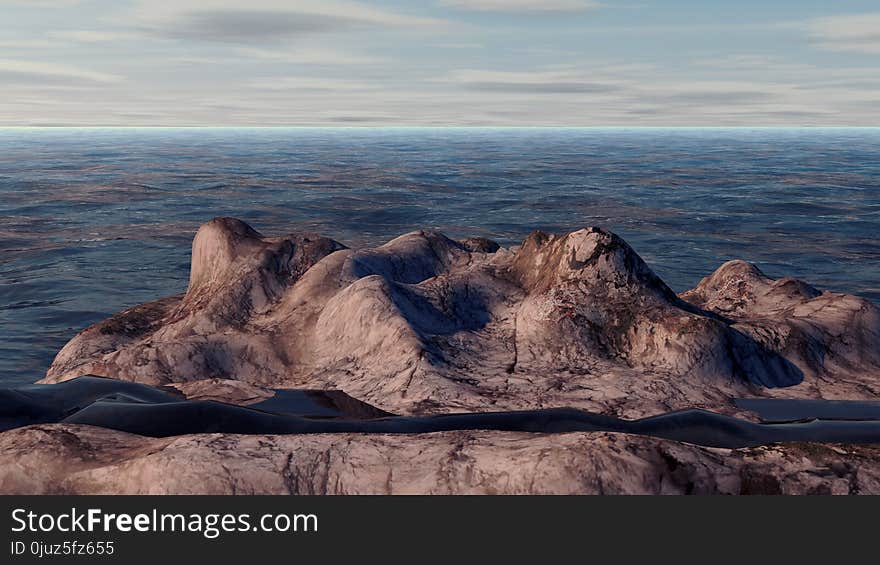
[44,218,880,420]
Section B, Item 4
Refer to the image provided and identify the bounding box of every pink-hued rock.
[12,218,878,495]
[681,260,880,400]
[1,424,877,495]
[42,218,880,419]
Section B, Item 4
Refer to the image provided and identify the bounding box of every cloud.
[432,42,484,49]
[247,76,379,92]
[421,63,876,125]
[0,59,123,85]
[0,0,81,4]
[438,0,600,14]
[235,46,385,65]
[132,0,445,43]
[642,83,776,106]
[2,2,879,126]
[50,30,141,43]
[0,39,60,49]
[802,12,880,54]
[436,69,623,94]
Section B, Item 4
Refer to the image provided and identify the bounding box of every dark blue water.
[1,127,878,386]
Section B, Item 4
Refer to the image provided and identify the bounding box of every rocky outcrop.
[9,218,878,495]
[43,218,880,419]
[508,229,802,389]
[2,424,878,495]
[681,260,880,400]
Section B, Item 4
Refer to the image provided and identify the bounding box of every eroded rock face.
[2,425,877,495]
[681,260,880,400]
[43,218,880,418]
[6,218,880,495]
[509,229,801,389]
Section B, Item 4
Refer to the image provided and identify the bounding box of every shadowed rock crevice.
[5,377,880,450]
[681,259,880,386]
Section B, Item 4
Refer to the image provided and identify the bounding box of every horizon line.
[2,125,880,130]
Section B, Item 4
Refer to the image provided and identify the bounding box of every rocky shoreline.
[2,217,879,494]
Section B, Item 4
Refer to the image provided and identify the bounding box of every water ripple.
[0,128,878,386]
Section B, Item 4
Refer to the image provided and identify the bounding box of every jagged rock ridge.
[43,218,880,418]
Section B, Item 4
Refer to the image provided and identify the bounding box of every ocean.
[1,127,878,386]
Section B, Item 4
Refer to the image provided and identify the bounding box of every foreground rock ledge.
[2,218,878,495]
[2,425,878,495]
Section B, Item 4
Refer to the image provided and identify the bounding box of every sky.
[1,0,879,126]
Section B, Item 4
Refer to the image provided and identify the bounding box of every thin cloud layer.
[0,59,122,85]
[0,1,878,125]
[438,69,624,93]
[802,12,880,54]
[438,0,600,13]
[132,0,444,42]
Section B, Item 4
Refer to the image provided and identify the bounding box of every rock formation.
[1,217,877,494]
[2,425,879,495]
[43,218,880,419]
[681,260,880,399]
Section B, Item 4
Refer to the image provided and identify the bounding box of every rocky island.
[1,217,879,494]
